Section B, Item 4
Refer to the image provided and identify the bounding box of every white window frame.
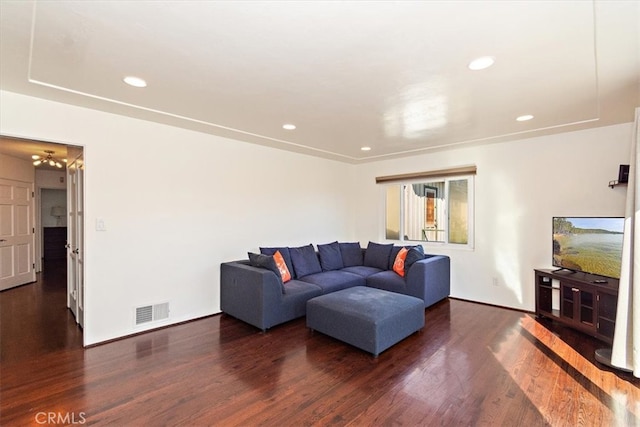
[384,174,475,249]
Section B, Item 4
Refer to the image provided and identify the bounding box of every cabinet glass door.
[561,284,575,320]
[580,290,594,325]
[597,292,617,339]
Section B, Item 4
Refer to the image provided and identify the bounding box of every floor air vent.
[135,302,170,325]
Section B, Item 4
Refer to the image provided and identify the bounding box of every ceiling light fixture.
[468,56,495,71]
[123,76,147,88]
[282,124,296,130]
[32,150,64,168]
[516,114,534,121]
[361,146,372,151]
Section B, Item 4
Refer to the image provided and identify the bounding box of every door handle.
[72,249,79,254]
[0,239,6,242]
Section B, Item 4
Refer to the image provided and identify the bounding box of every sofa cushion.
[389,245,425,269]
[260,246,295,278]
[317,241,344,271]
[298,270,365,294]
[279,279,323,320]
[364,242,393,270]
[367,270,408,294]
[340,242,364,267]
[341,265,383,278]
[290,244,322,278]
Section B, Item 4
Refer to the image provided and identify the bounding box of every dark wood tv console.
[534,269,619,344]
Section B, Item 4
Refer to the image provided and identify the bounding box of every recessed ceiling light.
[361,146,372,151]
[468,56,495,71]
[123,76,147,88]
[282,124,296,130]
[516,114,534,121]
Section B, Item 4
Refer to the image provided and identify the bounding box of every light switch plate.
[96,218,106,231]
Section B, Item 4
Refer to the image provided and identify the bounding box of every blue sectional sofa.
[220,241,450,331]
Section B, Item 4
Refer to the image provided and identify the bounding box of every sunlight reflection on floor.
[490,315,640,425]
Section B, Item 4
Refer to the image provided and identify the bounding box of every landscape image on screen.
[553,217,624,279]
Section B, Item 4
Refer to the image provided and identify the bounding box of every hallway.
[0,259,82,365]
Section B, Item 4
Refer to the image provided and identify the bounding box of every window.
[385,175,474,247]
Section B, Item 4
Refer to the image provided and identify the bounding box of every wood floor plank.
[2,261,639,426]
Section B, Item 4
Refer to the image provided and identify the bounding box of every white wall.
[0,90,356,345]
[352,123,632,312]
[41,189,67,227]
[36,169,66,189]
[0,152,34,182]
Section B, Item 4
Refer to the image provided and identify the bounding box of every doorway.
[0,136,85,334]
[40,188,67,267]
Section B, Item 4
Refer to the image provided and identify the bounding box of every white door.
[0,179,36,291]
[67,155,84,327]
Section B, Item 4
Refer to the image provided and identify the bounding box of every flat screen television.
[552,217,625,279]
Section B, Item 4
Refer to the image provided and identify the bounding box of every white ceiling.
[1,1,639,163]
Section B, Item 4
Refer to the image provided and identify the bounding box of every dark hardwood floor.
[1,262,639,426]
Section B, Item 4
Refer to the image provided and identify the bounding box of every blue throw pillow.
[404,248,425,274]
[317,241,344,271]
[364,242,394,270]
[248,252,285,293]
[289,244,322,278]
[339,242,363,267]
[260,246,295,279]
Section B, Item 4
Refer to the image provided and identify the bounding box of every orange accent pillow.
[273,250,292,283]
[393,247,409,277]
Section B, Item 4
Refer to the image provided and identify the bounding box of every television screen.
[553,217,625,279]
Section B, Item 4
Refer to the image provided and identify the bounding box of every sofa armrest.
[406,255,450,308]
[220,261,283,331]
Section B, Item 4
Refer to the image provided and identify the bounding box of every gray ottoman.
[306,286,424,356]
